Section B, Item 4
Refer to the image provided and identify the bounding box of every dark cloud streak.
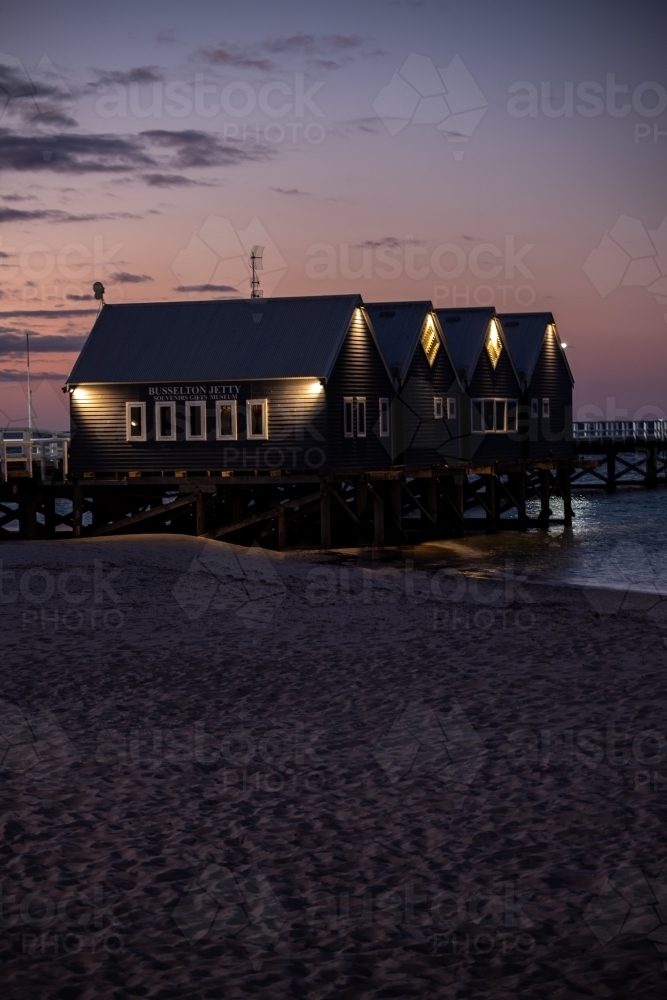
[174,284,236,293]
[85,66,165,90]
[142,172,211,187]
[191,33,376,72]
[0,308,97,319]
[0,128,273,176]
[109,272,153,284]
[0,206,141,223]
[0,332,88,353]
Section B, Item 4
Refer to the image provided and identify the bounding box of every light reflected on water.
[415,489,667,595]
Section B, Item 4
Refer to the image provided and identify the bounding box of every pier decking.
[0,421,664,545]
[0,459,588,545]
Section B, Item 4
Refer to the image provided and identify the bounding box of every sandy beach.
[1,534,666,998]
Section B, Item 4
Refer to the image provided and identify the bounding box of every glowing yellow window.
[485,319,503,369]
[420,315,440,367]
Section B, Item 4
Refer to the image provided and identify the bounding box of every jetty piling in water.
[0,453,644,545]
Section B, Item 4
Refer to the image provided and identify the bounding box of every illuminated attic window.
[485,319,503,369]
[420,315,440,367]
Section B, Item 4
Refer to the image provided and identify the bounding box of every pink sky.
[1,0,666,430]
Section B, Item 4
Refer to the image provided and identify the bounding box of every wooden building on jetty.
[499,312,574,460]
[0,293,592,545]
[365,301,463,468]
[434,307,523,465]
[66,295,394,477]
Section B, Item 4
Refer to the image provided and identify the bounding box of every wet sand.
[0,535,666,998]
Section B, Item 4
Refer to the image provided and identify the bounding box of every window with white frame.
[246,398,268,440]
[356,397,367,437]
[379,398,390,437]
[531,398,539,419]
[471,398,518,433]
[155,401,176,441]
[343,397,370,438]
[446,397,457,420]
[185,401,206,441]
[542,398,550,418]
[433,396,443,419]
[344,397,354,438]
[507,400,518,431]
[216,400,237,441]
[126,402,146,442]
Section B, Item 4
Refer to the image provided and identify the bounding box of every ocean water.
[3,486,666,594]
[417,487,667,596]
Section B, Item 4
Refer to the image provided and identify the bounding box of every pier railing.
[573,420,667,443]
[0,424,664,483]
[0,436,69,482]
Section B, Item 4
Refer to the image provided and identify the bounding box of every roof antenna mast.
[249,245,264,299]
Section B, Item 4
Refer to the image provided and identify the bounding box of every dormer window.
[420,315,440,367]
[485,319,503,369]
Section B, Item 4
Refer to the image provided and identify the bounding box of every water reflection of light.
[413,490,667,593]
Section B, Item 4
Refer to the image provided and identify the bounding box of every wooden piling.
[44,490,56,536]
[424,478,438,528]
[195,493,206,536]
[539,469,551,526]
[646,445,658,488]
[355,480,368,544]
[389,481,401,539]
[373,487,385,546]
[606,450,616,492]
[485,475,497,533]
[72,485,82,538]
[320,486,331,548]
[277,507,287,550]
[21,492,38,540]
[512,471,528,530]
[558,467,573,526]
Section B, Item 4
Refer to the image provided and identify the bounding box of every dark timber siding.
[394,337,463,467]
[326,309,394,470]
[70,378,329,475]
[465,344,522,463]
[523,332,573,459]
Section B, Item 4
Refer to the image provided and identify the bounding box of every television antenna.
[249,245,264,299]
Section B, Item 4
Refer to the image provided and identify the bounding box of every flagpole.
[26,332,33,477]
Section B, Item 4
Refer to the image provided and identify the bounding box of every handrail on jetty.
[0,436,69,482]
[573,420,667,443]
[1,424,665,483]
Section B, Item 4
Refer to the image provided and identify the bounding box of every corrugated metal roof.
[499,311,573,387]
[366,301,462,385]
[365,301,432,381]
[68,295,362,383]
[434,307,499,383]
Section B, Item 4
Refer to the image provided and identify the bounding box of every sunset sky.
[1,0,666,430]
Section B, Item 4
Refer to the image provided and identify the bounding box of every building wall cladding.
[394,339,463,467]
[464,343,522,464]
[522,332,573,459]
[69,378,329,475]
[325,309,394,470]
